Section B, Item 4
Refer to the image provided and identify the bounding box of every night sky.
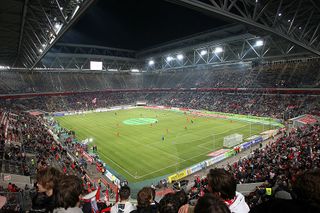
[60,0,229,50]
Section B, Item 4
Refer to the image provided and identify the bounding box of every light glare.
[214,47,223,53]
[255,40,264,47]
[200,50,207,55]
[177,54,184,60]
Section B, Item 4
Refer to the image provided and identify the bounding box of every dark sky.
[60,0,229,50]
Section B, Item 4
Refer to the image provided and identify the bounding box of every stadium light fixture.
[166,56,173,61]
[255,40,264,47]
[0,65,10,69]
[107,68,118,72]
[39,49,43,53]
[54,22,63,34]
[278,13,282,16]
[200,50,207,55]
[131,69,140,72]
[71,5,80,19]
[177,54,184,60]
[148,60,155,65]
[214,47,223,54]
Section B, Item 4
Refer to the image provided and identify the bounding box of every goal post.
[223,133,243,148]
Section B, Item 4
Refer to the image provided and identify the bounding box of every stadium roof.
[1,0,320,70]
[60,0,230,50]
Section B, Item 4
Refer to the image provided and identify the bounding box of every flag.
[105,189,109,202]
[82,188,100,213]
[92,98,97,104]
[96,186,101,201]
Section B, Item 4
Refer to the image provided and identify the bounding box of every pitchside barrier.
[167,136,264,183]
[51,105,136,117]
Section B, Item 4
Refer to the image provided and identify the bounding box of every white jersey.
[228,192,250,213]
[110,201,136,213]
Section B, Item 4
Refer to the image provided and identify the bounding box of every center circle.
[123,118,158,125]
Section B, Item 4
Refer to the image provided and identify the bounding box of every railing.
[0,191,30,212]
[0,159,35,176]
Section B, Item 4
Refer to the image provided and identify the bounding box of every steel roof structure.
[168,0,320,56]
[0,0,95,69]
[0,0,319,71]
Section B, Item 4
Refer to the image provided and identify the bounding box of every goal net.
[223,133,243,148]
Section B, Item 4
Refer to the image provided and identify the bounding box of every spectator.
[292,169,320,209]
[158,193,180,213]
[0,196,7,210]
[194,194,230,213]
[175,190,194,213]
[53,175,84,213]
[207,169,249,213]
[110,185,136,213]
[30,167,62,213]
[132,187,157,213]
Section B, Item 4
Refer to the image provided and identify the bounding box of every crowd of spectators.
[180,124,320,212]
[0,106,102,211]
[0,72,319,212]
[3,90,319,121]
[0,59,320,94]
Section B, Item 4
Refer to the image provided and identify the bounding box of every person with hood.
[53,175,84,213]
[207,169,249,213]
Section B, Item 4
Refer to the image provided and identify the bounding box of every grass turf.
[55,108,273,182]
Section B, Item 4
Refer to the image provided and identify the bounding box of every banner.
[206,154,226,167]
[224,149,236,158]
[240,136,263,150]
[207,148,230,157]
[168,170,188,183]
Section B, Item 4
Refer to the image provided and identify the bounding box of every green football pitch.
[55,108,273,182]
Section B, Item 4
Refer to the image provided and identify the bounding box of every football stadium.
[0,0,320,212]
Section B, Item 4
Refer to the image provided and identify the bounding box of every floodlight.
[148,60,154,65]
[54,22,63,34]
[200,50,207,55]
[278,13,282,16]
[39,49,43,53]
[177,54,184,60]
[54,22,61,30]
[166,56,173,61]
[107,68,118,72]
[255,40,264,47]
[131,69,139,72]
[214,47,223,54]
[0,65,10,69]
